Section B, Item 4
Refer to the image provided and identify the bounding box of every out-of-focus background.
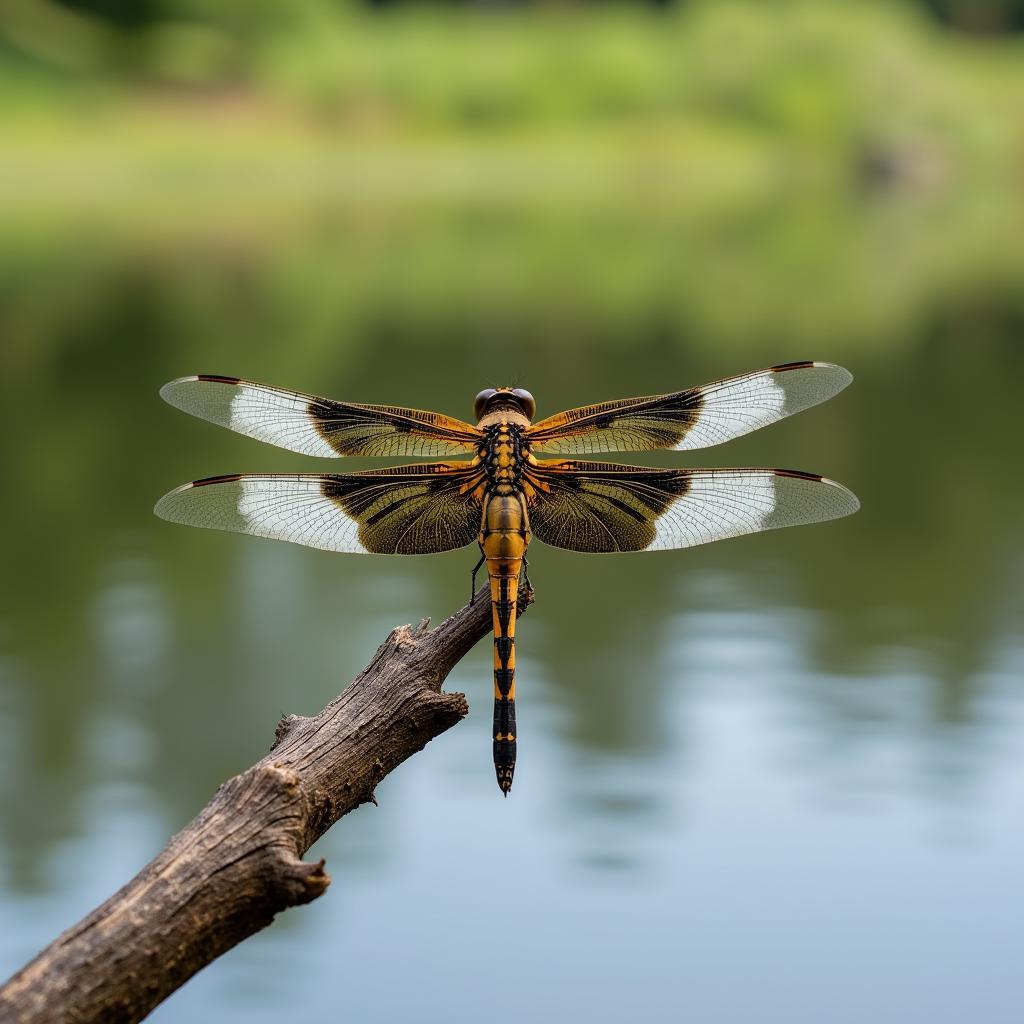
[1,2,1023,1021]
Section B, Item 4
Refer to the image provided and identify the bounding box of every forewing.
[154,464,485,554]
[526,362,852,454]
[525,460,858,553]
[160,375,483,457]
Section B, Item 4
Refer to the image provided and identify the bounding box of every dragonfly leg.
[470,552,485,602]
[520,556,533,595]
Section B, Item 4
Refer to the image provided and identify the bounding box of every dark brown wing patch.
[527,393,704,454]
[525,461,691,552]
[309,400,484,457]
[322,463,486,553]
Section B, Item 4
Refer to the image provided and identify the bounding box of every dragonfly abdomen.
[490,570,519,795]
[481,488,530,795]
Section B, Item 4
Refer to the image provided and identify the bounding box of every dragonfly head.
[474,387,535,420]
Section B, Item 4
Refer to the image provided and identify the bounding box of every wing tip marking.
[770,360,853,383]
[192,473,244,487]
[155,474,244,519]
[160,374,243,407]
[773,468,824,482]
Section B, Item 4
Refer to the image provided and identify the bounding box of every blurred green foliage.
[2,1,1023,134]
[2,0,1022,353]
[35,0,1024,36]
[0,3,1020,206]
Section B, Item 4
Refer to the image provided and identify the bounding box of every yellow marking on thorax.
[476,409,532,430]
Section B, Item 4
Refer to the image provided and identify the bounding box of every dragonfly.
[155,361,858,795]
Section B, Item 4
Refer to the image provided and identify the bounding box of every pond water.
[1,197,1022,1023]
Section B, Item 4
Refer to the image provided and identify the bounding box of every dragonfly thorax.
[482,422,528,495]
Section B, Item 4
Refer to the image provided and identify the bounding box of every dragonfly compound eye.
[511,388,536,418]
[474,389,499,419]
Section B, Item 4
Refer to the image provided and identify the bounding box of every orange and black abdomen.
[491,570,519,794]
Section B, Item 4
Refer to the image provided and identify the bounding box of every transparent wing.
[526,362,852,455]
[155,463,486,554]
[525,460,859,552]
[160,375,483,458]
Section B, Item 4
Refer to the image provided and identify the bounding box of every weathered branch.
[0,585,530,1024]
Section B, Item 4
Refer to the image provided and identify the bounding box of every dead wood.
[0,584,530,1024]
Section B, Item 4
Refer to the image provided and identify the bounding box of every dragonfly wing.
[526,362,851,455]
[155,463,486,554]
[160,375,483,457]
[525,460,859,553]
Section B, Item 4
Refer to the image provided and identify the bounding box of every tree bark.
[0,584,528,1024]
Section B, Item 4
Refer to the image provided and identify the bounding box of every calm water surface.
[1,203,1022,1023]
